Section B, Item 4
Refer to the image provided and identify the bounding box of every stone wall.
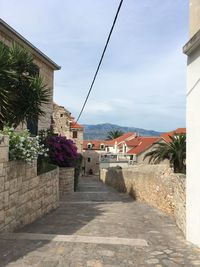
[71,129,83,154]
[59,167,74,197]
[52,103,83,153]
[83,150,101,175]
[52,103,72,137]
[0,137,59,232]
[100,165,186,234]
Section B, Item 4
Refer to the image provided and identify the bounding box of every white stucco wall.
[186,46,200,246]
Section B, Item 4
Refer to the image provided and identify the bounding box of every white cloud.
[0,0,187,131]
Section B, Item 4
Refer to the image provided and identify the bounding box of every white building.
[183,0,200,246]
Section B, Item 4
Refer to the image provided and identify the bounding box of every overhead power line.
[76,0,124,123]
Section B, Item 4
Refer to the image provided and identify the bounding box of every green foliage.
[38,128,55,146]
[144,134,186,173]
[0,43,10,127]
[0,42,50,130]
[1,127,47,162]
[74,154,83,191]
[37,128,56,174]
[37,156,57,175]
[106,129,124,140]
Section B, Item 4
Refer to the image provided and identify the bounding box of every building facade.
[52,103,84,153]
[183,0,200,246]
[83,140,107,175]
[0,19,60,132]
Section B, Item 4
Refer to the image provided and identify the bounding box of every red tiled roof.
[83,140,106,150]
[161,128,186,143]
[125,138,141,147]
[127,137,161,155]
[70,122,84,129]
[106,132,137,146]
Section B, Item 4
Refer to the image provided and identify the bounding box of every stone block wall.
[59,167,74,197]
[100,165,186,234]
[0,137,59,232]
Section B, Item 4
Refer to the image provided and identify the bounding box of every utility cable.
[76,0,124,123]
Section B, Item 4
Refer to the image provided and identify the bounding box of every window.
[60,114,64,117]
[87,158,91,162]
[87,143,92,149]
[100,144,105,150]
[73,131,78,138]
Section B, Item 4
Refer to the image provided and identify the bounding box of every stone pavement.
[0,175,200,267]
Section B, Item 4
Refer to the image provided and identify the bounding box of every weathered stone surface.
[0,155,59,233]
[59,167,74,196]
[0,146,9,163]
[0,175,199,267]
[52,103,84,153]
[100,165,186,234]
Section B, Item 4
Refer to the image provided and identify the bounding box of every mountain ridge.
[83,123,162,140]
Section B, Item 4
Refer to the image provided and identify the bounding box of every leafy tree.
[144,134,186,173]
[0,42,50,131]
[106,129,124,140]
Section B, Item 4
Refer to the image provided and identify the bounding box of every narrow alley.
[0,176,200,267]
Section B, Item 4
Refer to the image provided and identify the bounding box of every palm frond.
[144,134,186,173]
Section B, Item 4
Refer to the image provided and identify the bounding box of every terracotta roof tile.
[83,140,106,150]
[106,132,137,146]
[127,137,161,155]
[161,128,186,143]
[70,122,84,129]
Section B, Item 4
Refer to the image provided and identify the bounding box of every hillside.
[83,123,162,140]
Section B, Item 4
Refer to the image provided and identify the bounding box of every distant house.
[83,140,107,175]
[0,19,60,134]
[83,133,138,174]
[83,128,186,173]
[105,132,138,153]
[70,121,84,153]
[161,128,186,143]
[126,137,161,163]
[52,103,84,153]
[124,128,186,163]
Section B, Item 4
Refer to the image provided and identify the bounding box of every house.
[83,133,138,173]
[161,128,186,143]
[183,0,200,246]
[83,140,107,175]
[124,128,186,164]
[126,137,161,163]
[70,121,84,153]
[52,103,72,137]
[52,103,84,153]
[105,132,137,153]
[0,19,60,134]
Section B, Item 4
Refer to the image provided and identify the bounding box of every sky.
[0,0,188,131]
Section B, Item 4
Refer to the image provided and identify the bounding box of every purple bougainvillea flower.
[47,135,78,167]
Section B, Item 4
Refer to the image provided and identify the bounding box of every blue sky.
[0,0,188,131]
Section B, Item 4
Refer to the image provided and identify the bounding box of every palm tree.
[106,129,124,140]
[0,42,50,131]
[144,134,186,173]
[0,43,10,129]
